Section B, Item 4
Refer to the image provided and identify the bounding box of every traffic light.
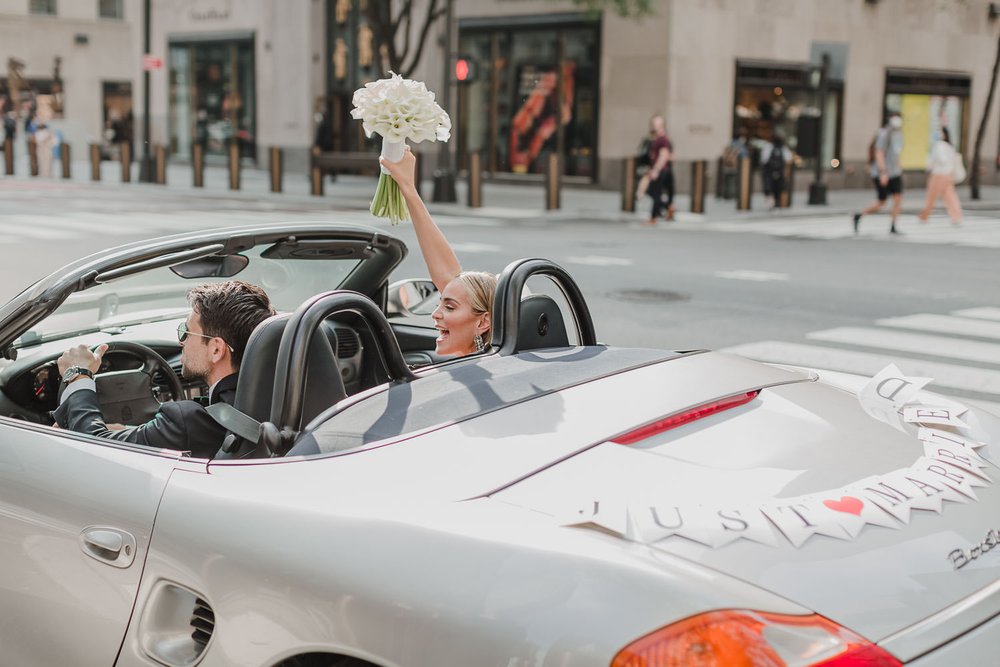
[454,56,476,83]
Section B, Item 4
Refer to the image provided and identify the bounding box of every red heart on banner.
[823,496,864,516]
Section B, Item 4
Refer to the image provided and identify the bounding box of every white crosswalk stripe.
[721,308,1000,414]
[0,205,500,245]
[684,213,1000,248]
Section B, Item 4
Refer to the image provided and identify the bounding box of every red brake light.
[611,610,901,667]
[611,391,760,445]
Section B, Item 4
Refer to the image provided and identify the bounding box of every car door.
[0,418,188,666]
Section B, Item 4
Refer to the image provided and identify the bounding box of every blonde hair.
[455,271,497,343]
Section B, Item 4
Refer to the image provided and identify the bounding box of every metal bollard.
[690,160,707,214]
[61,143,71,179]
[192,143,204,188]
[120,141,131,183]
[155,144,167,184]
[90,143,101,181]
[28,138,38,176]
[228,141,240,190]
[310,147,323,196]
[736,155,752,211]
[621,156,636,213]
[4,138,13,175]
[779,162,795,208]
[467,152,482,208]
[715,157,724,199]
[269,147,283,193]
[544,153,561,211]
[311,166,324,196]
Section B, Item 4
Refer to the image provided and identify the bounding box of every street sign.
[142,54,163,71]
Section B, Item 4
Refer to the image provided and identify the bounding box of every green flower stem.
[370,173,410,225]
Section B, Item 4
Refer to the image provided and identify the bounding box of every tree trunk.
[971,35,1000,200]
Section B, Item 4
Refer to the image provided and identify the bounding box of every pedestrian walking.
[645,114,675,225]
[34,121,55,177]
[854,112,904,235]
[917,127,964,226]
[760,134,792,209]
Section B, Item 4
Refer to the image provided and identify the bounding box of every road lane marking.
[876,313,1000,340]
[953,307,1000,322]
[807,326,1000,365]
[715,270,789,282]
[449,242,502,253]
[565,255,634,267]
[719,340,1000,396]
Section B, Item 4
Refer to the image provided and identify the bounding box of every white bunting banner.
[549,366,998,553]
[635,504,779,549]
[903,405,968,428]
[556,498,632,537]
[858,364,932,432]
[918,426,987,451]
[912,454,990,499]
[759,498,851,548]
[820,479,900,537]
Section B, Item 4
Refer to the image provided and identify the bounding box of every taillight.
[611,391,759,445]
[611,610,902,667]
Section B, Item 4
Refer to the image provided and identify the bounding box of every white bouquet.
[351,73,452,224]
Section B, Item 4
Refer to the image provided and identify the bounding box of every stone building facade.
[2,0,997,189]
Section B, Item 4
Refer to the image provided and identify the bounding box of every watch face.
[62,366,90,383]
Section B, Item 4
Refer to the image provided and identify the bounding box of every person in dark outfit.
[645,115,675,225]
[53,280,275,459]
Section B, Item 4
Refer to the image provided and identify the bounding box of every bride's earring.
[474,334,485,353]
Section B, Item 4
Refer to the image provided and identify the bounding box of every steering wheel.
[93,341,185,425]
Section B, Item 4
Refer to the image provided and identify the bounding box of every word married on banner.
[558,364,994,550]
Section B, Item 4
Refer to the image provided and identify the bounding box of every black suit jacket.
[53,373,238,460]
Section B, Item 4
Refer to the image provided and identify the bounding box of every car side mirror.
[387,279,439,317]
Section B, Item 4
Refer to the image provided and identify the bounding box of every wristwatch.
[61,366,94,385]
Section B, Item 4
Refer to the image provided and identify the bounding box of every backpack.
[766,146,785,183]
[636,137,652,167]
[722,144,741,170]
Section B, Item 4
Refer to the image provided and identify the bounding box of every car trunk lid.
[491,363,1000,649]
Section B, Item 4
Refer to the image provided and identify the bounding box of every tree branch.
[400,1,445,78]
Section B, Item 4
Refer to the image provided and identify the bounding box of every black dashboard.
[0,319,369,425]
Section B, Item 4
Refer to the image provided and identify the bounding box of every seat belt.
[205,402,261,446]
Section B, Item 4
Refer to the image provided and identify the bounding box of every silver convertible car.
[1,222,999,667]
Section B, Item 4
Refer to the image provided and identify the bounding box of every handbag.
[952,152,967,184]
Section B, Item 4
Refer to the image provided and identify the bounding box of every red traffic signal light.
[454,57,475,83]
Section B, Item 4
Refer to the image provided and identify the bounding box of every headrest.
[516,294,569,352]
[233,313,346,430]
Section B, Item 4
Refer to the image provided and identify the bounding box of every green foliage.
[566,0,655,18]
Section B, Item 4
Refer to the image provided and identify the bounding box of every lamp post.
[807,52,830,205]
[432,0,457,202]
[138,0,154,182]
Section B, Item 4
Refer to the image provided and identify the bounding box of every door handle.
[80,526,137,569]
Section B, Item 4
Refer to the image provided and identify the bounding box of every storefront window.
[734,61,842,171]
[29,0,56,15]
[98,0,123,19]
[459,17,599,180]
[168,37,256,162]
[883,69,969,171]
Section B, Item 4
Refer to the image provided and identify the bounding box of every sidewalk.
[7,152,1000,225]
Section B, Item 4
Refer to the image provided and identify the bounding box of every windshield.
[15,246,361,347]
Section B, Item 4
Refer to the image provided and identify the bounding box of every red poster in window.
[508,61,576,173]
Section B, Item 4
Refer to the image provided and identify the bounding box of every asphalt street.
[2,173,998,409]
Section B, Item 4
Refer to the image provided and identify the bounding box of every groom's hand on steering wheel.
[57,343,109,377]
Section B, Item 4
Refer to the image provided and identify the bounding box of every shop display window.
[168,38,256,162]
[459,19,599,179]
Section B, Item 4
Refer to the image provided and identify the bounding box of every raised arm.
[380,148,462,291]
